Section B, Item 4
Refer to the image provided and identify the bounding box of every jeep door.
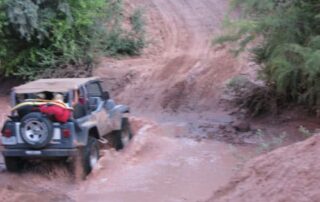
[86,81,112,136]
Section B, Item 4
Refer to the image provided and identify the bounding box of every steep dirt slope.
[96,0,250,113]
[208,135,320,202]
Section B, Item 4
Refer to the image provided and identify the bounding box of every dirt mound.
[208,135,320,202]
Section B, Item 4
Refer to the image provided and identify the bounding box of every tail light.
[2,128,12,138]
[62,129,71,138]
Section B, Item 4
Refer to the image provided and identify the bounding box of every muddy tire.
[20,112,53,149]
[120,118,133,148]
[110,118,133,150]
[69,137,99,179]
[83,136,100,174]
[4,157,24,172]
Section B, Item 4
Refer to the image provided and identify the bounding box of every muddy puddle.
[75,118,251,202]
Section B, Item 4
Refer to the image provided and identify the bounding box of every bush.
[102,7,146,56]
[215,0,320,110]
[0,0,146,80]
[227,75,279,117]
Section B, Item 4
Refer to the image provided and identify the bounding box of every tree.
[0,0,145,79]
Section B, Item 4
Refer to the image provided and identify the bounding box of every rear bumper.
[2,148,77,157]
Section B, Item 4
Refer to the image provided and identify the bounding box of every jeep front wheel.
[110,118,133,150]
[120,118,132,148]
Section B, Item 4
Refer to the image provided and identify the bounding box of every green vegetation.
[102,7,145,56]
[298,125,313,138]
[0,0,145,80]
[255,129,287,154]
[229,129,287,171]
[226,75,276,117]
[216,0,320,110]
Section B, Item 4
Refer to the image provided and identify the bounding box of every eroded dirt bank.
[209,134,320,202]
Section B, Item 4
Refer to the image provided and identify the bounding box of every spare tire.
[20,112,53,149]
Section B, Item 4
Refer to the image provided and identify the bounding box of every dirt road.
[76,118,250,202]
[79,0,251,201]
[0,0,253,201]
[0,116,249,202]
[97,0,248,113]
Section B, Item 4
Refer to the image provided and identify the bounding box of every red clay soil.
[96,0,251,113]
[208,135,320,202]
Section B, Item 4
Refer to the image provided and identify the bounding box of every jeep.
[1,77,132,175]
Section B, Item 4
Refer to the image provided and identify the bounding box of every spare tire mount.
[20,112,54,149]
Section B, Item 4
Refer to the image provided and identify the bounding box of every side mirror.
[102,91,110,100]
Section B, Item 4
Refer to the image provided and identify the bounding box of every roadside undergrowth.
[225,75,281,117]
[0,0,146,80]
[216,0,320,115]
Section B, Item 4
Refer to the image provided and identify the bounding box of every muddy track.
[96,0,247,113]
[75,0,251,201]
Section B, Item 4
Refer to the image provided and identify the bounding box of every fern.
[217,0,320,109]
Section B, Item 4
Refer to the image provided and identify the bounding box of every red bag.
[39,104,71,123]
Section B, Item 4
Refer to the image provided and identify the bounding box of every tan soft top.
[14,77,98,94]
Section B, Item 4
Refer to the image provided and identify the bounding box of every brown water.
[76,119,249,202]
[0,104,250,202]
